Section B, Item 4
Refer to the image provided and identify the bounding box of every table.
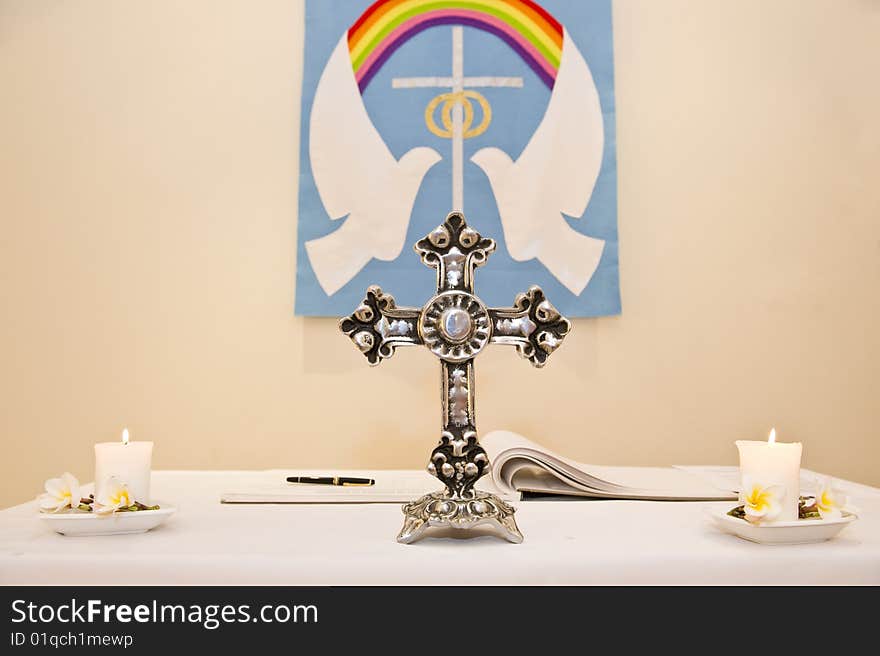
[2,470,879,585]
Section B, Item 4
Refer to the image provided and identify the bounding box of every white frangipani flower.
[94,477,133,515]
[740,477,785,524]
[815,477,848,520]
[38,473,81,513]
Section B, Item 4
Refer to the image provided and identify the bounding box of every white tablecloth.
[2,470,879,585]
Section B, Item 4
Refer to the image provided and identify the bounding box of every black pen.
[286,476,375,486]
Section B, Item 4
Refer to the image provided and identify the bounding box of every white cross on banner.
[392,27,524,212]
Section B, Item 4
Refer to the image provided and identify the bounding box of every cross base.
[396,490,523,544]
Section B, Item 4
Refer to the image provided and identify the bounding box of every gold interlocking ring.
[424,90,492,139]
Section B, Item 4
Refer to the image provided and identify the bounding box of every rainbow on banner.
[348,0,564,93]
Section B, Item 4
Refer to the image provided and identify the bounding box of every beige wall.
[1,0,878,509]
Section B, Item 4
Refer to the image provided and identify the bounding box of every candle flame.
[122,428,130,445]
[768,428,776,444]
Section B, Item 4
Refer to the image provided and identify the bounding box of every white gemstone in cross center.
[440,308,472,341]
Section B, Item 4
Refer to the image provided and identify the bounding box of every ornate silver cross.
[340,212,571,543]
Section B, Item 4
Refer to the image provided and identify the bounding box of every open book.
[482,430,737,501]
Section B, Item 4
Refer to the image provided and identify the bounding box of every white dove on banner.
[472,27,605,296]
[305,35,441,296]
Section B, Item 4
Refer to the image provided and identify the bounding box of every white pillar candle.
[735,428,802,522]
[94,428,153,503]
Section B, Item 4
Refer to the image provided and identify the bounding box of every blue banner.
[295,0,618,317]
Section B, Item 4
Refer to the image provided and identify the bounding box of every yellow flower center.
[818,490,834,511]
[111,489,132,507]
[745,486,772,511]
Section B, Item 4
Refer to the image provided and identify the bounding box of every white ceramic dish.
[39,505,176,537]
[709,508,857,545]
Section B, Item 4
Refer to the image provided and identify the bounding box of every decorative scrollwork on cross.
[339,286,420,366]
[489,286,572,367]
[340,211,572,543]
[428,430,489,498]
[414,211,495,292]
